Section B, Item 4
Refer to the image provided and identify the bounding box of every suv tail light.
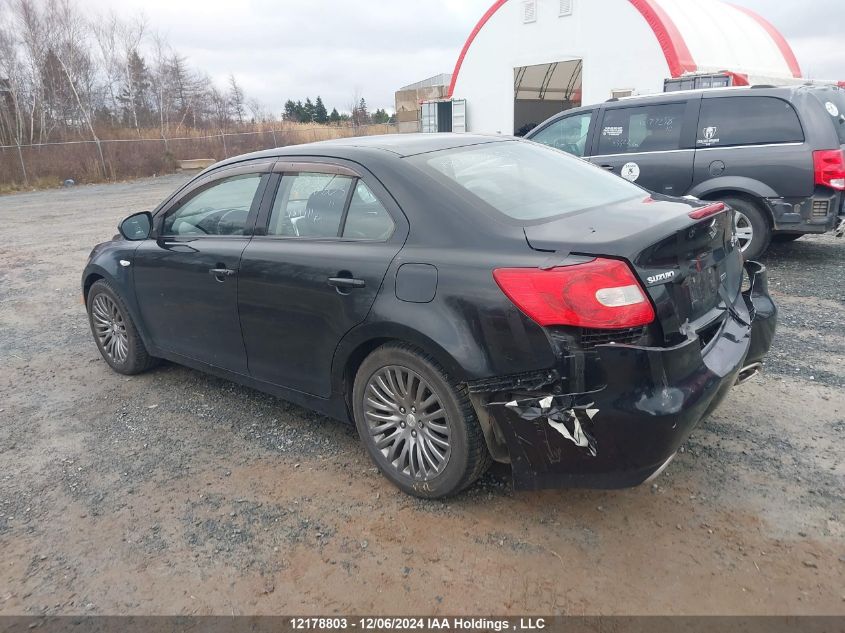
[493,258,655,329]
[813,150,845,191]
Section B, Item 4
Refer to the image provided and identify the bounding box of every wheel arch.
[688,177,776,223]
[83,271,106,302]
[696,188,773,227]
[82,263,156,354]
[333,324,469,418]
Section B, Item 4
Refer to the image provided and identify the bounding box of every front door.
[590,100,697,197]
[133,164,271,374]
[238,162,406,397]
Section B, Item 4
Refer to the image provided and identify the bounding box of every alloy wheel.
[91,294,129,364]
[734,211,754,253]
[364,366,451,480]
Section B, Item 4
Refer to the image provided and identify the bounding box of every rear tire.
[720,196,771,261]
[352,343,491,499]
[87,279,158,376]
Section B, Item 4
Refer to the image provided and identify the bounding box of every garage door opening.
[514,59,582,135]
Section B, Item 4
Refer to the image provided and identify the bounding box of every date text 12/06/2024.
[290,618,547,631]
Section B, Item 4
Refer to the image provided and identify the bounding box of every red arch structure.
[448,0,802,98]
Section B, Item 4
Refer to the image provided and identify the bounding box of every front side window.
[412,141,642,222]
[697,97,804,148]
[163,174,262,236]
[597,103,685,155]
[531,111,593,157]
[342,181,395,240]
[267,173,353,238]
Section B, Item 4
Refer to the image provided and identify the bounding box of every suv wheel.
[352,343,491,499]
[720,196,770,261]
[87,280,159,375]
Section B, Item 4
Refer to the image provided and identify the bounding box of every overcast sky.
[81,0,844,115]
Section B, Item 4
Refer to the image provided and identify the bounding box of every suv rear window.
[411,141,642,222]
[697,96,804,148]
[815,91,845,145]
[597,103,686,155]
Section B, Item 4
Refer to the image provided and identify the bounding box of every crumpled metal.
[501,395,599,457]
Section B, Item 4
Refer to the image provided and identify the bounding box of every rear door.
[237,160,408,397]
[590,99,699,197]
[692,95,810,198]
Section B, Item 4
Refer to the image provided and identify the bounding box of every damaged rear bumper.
[483,261,777,491]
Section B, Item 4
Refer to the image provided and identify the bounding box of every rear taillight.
[493,258,655,329]
[813,149,845,191]
[688,202,726,220]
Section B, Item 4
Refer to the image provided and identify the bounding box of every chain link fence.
[0,122,405,189]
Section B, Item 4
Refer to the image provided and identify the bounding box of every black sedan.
[82,134,776,498]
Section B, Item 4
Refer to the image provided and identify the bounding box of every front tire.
[87,279,158,375]
[720,196,771,261]
[352,343,491,499]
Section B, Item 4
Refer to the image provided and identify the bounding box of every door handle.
[209,267,236,277]
[600,164,615,171]
[327,277,366,289]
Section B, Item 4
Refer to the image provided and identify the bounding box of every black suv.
[527,85,845,260]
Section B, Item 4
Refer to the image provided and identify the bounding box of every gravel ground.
[0,175,843,615]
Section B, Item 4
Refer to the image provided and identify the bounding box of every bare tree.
[47,0,107,174]
[116,13,145,135]
[228,74,244,125]
[91,11,123,126]
[246,97,267,123]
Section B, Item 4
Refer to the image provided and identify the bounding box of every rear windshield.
[815,90,845,145]
[409,141,642,222]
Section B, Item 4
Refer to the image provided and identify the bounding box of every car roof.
[527,84,845,137]
[209,133,510,172]
[539,84,841,116]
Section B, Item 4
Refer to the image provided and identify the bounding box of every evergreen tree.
[329,107,341,123]
[314,96,328,124]
[372,108,389,124]
[303,97,315,122]
[283,99,299,121]
[352,97,369,126]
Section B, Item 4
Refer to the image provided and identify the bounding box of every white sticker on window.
[621,162,640,182]
[602,126,624,137]
[697,126,720,146]
[825,101,840,117]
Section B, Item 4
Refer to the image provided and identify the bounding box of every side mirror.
[118,212,153,241]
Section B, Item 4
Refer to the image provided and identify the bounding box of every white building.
[445,0,807,135]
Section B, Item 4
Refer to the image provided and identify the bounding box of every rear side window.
[597,103,685,155]
[815,91,845,144]
[342,181,395,241]
[268,173,353,238]
[267,173,395,241]
[697,97,804,148]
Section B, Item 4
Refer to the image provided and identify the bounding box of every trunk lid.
[523,196,744,339]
